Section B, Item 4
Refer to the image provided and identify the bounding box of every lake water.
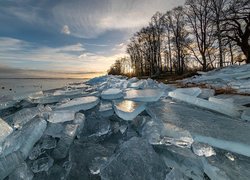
[0,78,87,98]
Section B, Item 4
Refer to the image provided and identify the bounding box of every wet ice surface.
[0,68,250,180]
[113,100,146,120]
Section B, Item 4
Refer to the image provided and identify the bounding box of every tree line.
[108,0,250,77]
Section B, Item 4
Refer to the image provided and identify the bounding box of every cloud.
[0,37,125,76]
[52,0,185,38]
[61,25,70,35]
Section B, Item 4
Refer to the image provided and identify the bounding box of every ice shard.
[56,96,99,112]
[99,101,114,117]
[191,142,216,157]
[52,124,78,159]
[125,89,164,102]
[168,91,241,118]
[100,137,168,180]
[0,118,13,143]
[0,118,47,158]
[173,87,202,97]
[101,88,123,100]
[48,110,75,123]
[147,99,250,157]
[73,113,85,137]
[8,162,34,180]
[113,100,146,121]
[12,105,51,129]
[0,151,24,180]
[241,109,250,121]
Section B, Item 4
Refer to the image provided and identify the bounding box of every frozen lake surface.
[0,78,87,98]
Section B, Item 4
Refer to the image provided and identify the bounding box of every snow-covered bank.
[0,69,250,180]
[180,64,250,94]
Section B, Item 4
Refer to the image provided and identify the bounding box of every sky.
[0,0,185,78]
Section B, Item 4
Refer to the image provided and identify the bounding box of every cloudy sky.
[0,0,185,78]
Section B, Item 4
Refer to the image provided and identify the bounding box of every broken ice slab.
[53,89,84,96]
[202,148,250,180]
[0,118,13,143]
[147,99,250,157]
[0,100,17,110]
[12,105,51,129]
[168,91,241,118]
[44,122,64,138]
[84,113,110,137]
[173,87,202,97]
[128,80,145,89]
[99,101,114,117]
[241,109,250,121]
[29,144,44,160]
[0,151,24,180]
[31,155,54,173]
[0,118,47,158]
[73,113,85,137]
[214,94,250,106]
[56,96,99,112]
[40,136,57,150]
[113,100,146,121]
[101,88,123,100]
[52,124,78,159]
[125,89,164,102]
[191,142,216,157]
[198,88,215,99]
[100,137,168,180]
[48,110,75,123]
[208,96,245,111]
[8,162,34,180]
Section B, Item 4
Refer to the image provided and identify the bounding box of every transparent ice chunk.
[48,110,75,123]
[56,96,99,112]
[125,89,164,102]
[52,124,78,159]
[191,142,216,157]
[0,151,24,180]
[168,91,241,118]
[101,88,123,100]
[8,162,34,180]
[113,100,146,121]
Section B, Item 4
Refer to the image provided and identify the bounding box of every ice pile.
[0,72,250,180]
[180,64,250,94]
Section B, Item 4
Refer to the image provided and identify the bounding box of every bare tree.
[185,0,216,71]
[221,0,250,63]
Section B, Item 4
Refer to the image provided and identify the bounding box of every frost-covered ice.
[101,88,123,100]
[56,96,99,112]
[181,64,250,94]
[168,91,241,118]
[125,89,164,102]
[191,142,216,157]
[48,110,75,123]
[113,100,146,120]
[0,118,13,143]
[147,99,250,157]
